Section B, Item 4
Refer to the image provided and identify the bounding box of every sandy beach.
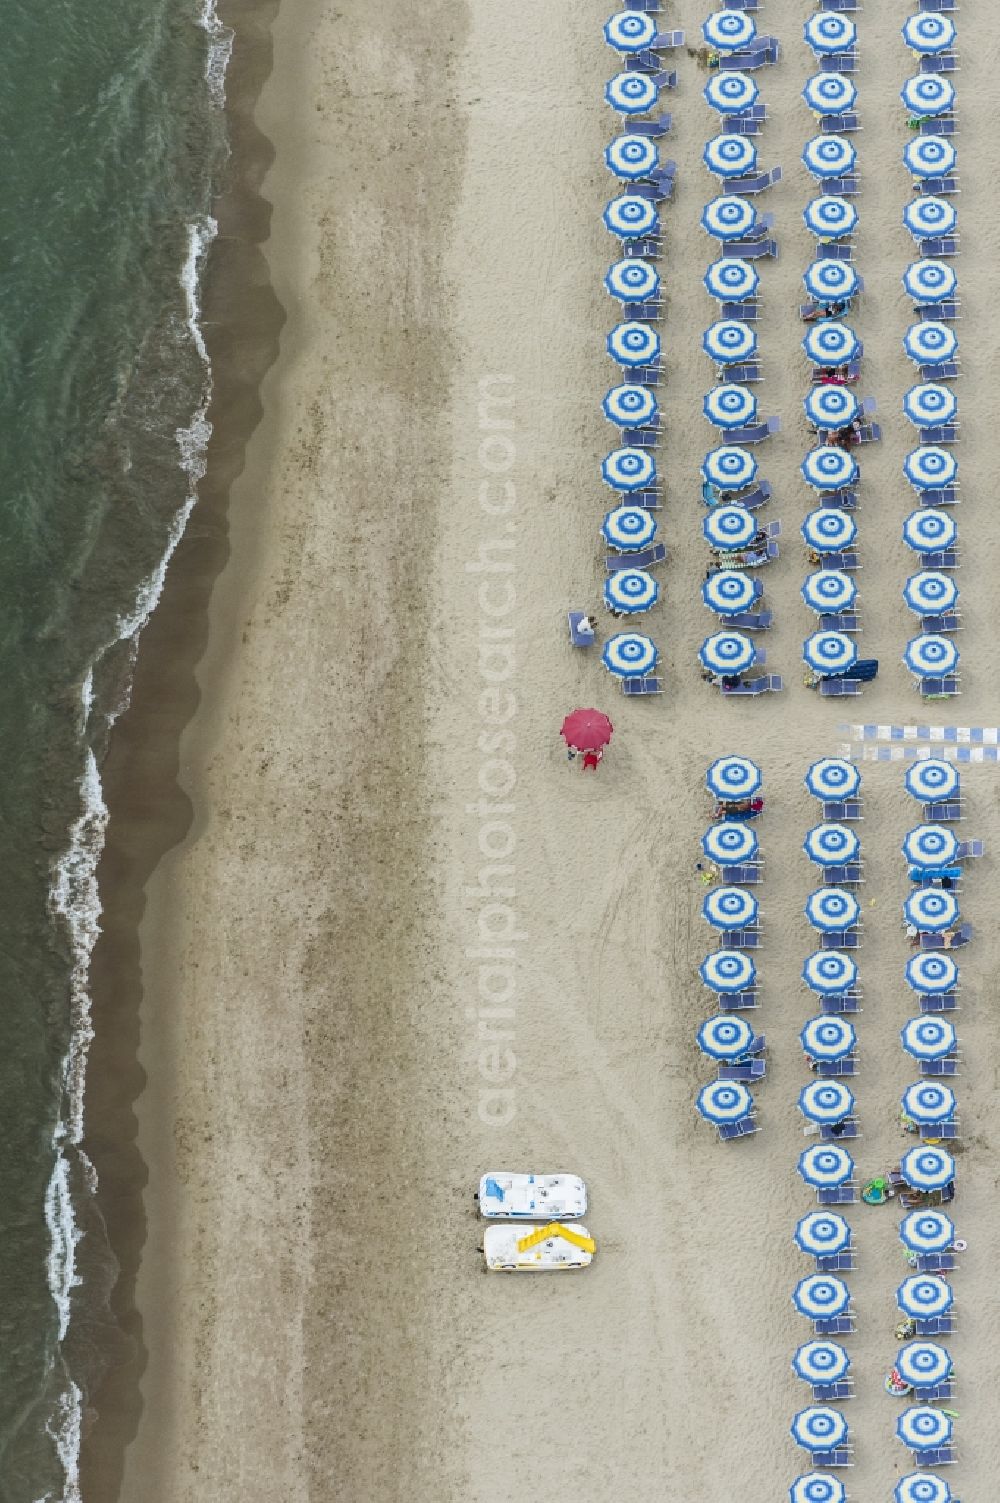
[82,0,1000,1499]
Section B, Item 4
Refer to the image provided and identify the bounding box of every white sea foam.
[33,1382,83,1503]
[43,1155,82,1344]
[199,0,235,110]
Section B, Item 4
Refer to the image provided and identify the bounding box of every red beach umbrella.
[561,708,614,752]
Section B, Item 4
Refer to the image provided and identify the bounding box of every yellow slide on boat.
[516,1222,596,1254]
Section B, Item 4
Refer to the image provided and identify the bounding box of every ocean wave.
[34,1383,82,1503]
[198,0,235,111]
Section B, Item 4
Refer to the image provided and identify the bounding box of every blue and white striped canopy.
[901,75,955,119]
[793,1341,851,1386]
[607,320,660,368]
[903,824,959,868]
[902,1081,956,1125]
[805,758,860,802]
[798,1143,854,1188]
[903,382,957,429]
[803,951,858,998]
[792,1474,848,1503]
[804,259,859,303]
[603,383,659,428]
[707,755,762,800]
[700,631,757,677]
[696,1014,755,1060]
[795,1211,851,1257]
[803,321,860,366]
[702,882,758,930]
[904,320,957,367]
[602,504,657,551]
[904,197,957,241]
[704,259,759,303]
[704,384,757,429]
[897,1276,954,1320]
[703,10,756,51]
[805,386,860,431]
[899,1208,955,1254]
[802,506,857,552]
[604,11,658,53]
[702,446,757,491]
[702,570,759,616]
[605,258,660,303]
[793,1276,850,1322]
[603,447,656,493]
[801,1015,856,1060]
[605,133,660,182]
[904,887,959,933]
[802,569,857,615]
[799,1080,855,1125]
[903,634,959,679]
[604,194,660,240]
[902,14,956,55]
[604,568,659,615]
[901,1145,955,1192]
[804,13,856,56]
[905,447,957,493]
[902,508,956,555]
[903,571,959,617]
[704,134,758,180]
[803,73,857,116]
[602,632,659,679]
[901,1016,956,1063]
[704,72,759,115]
[897,1341,952,1391]
[703,505,756,550]
[701,195,757,242]
[895,1473,952,1503]
[897,1407,953,1454]
[904,758,959,803]
[803,631,858,678]
[904,260,957,305]
[804,823,860,867]
[905,952,958,995]
[702,821,758,866]
[605,71,659,117]
[703,319,757,364]
[905,136,957,181]
[803,135,856,181]
[696,1078,753,1124]
[802,448,858,493]
[804,196,858,241]
[791,1407,849,1454]
[699,949,756,993]
[805,887,860,934]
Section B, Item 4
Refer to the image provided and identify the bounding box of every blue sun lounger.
[918,424,960,444]
[923,799,964,821]
[822,800,862,820]
[627,113,673,138]
[820,678,862,698]
[718,988,759,1011]
[567,611,596,647]
[920,922,972,950]
[820,1119,859,1140]
[920,1057,959,1077]
[920,992,959,1013]
[823,864,863,886]
[720,927,761,950]
[810,1449,853,1469]
[813,1381,854,1402]
[717,1058,766,1082]
[621,675,663,697]
[722,865,762,886]
[718,610,773,631]
[821,929,860,950]
[921,614,961,633]
[818,1185,856,1206]
[717,1116,759,1141]
[920,675,960,697]
[818,613,860,633]
[821,993,861,1015]
[918,236,959,257]
[812,1313,855,1334]
[606,542,667,571]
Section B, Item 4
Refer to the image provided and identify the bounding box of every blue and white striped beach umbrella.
[704,71,759,115]
[803,321,860,366]
[804,13,856,56]
[607,321,660,369]
[897,1275,954,1320]
[902,1081,956,1125]
[703,10,756,52]
[897,1345,952,1394]
[904,320,957,367]
[803,135,856,182]
[905,137,957,181]
[901,1145,955,1193]
[804,823,860,867]
[605,257,661,303]
[604,11,658,54]
[803,73,857,116]
[805,888,860,934]
[604,194,659,240]
[803,631,858,679]
[802,448,858,493]
[602,632,658,679]
[899,1208,955,1255]
[793,1341,851,1387]
[903,634,959,680]
[706,755,762,801]
[799,1080,855,1126]
[904,758,959,803]
[897,1408,953,1454]
[901,1016,957,1064]
[605,71,659,117]
[704,384,757,429]
[703,506,756,551]
[791,1474,848,1503]
[905,953,958,996]
[702,883,758,931]
[603,447,656,493]
[904,197,957,241]
[895,1473,952,1503]
[696,1014,755,1060]
[798,1144,854,1189]
[702,821,758,867]
[699,949,756,994]
[703,319,757,365]
[704,259,759,303]
[905,447,957,493]
[702,570,759,617]
[603,383,659,428]
[702,447,757,492]
[801,1015,856,1060]
[795,1211,851,1258]
[903,382,957,429]
[904,570,959,617]
[605,133,660,182]
[695,1078,753,1125]
[902,14,956,55]
[901,75,955,119]
[602,504,657,551]
[793,1276,851,1322]
[801,507,857,554]
[701,195,757,242]
[804,259,859,304]
[802,570,857,615]
[805,758,860,802]
[904,260,957,305]
[703,134,758,180]
[804,386,860,431]
[902,509,956,556]
[903,824,959,869]
[904,887,959,934]
[603,568,659,616]
[791,1407,849,1454]
[700,631,757,678]
[804,196,858,241]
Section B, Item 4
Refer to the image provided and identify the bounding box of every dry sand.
[84,0,1000,1499]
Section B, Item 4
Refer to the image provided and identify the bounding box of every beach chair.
[920,675,960,697]
[717,1059,766,1083]
[956,839,983,859]
[916,1251,956,1272]
[621,298,664,321]
[821,55,857,75]
[821,930,860,951]
[720,300,759,321]
[567,612,596,648]
[649,30,685,50]
[724,417,780,445]
[921,53,959,73]
[816,1251,856,1273]
[717,1116,759,1141]
[920,923,971,951]
[918,424,960,446]
[823,175,860,196]
[821,993,861,1015]
[818,613,860,633]
[813,1381,854,1402]
[920,1057,959,1077]
[819,111,861,133]
[920,1385,954,1406]
[621,675,663,697]
[918,549,959,569]
[818,1185,856,1206]
[605,542,667,571]
[718,988,759,1011]
[919,116,956,136]
[811,1450,853,1470]
[922,799,964,821]
[822,799,862,822]
[816,241,854,262]
[916,867,962,887]
[914,301,960,322]
[624,0,658,10]
[812,1313,855,1334]
[918,487,959,509]
[822,486,859,509]
[742,541,779,567]
[723,674,784,696]
[824,864,863,886]
[619,426,661,448]
[918,236,959,257]
[725,115,763,136]
[720,927,761,950]
[919,360,960,382]
[628,174,675,203]
[728,481,771,510]
[820,1118,859,1140]
[632,359,663,386]
[918,1447,956,1467]
[811,361,862,384]
[921,175,959,195]
[919,992,959,1014]
[627,113,673,138]
[820,678,862,697]
[855,422,881,444]
[723,168,782,195]
[920,0,957,10]
[914,1316,954,1337]
[723,865,762,887]
[920,1120,959,1141]
[624,238,664,262]
[824,0,859,9]
[816,1057,857,1078]
[718,610,773,631]
[727,237,779,261]
[724,361,763,384]
[629,487,662,511]
[719,49,767,71]
[722,0,759,9]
